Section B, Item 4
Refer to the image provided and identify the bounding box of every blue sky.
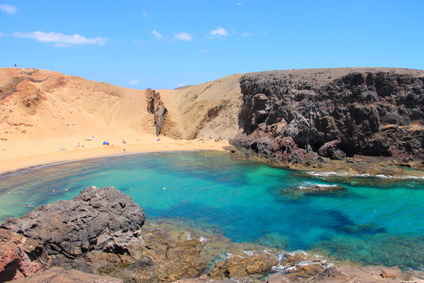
[1,1,423,89]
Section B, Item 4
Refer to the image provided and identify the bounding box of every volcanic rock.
[1,186,146,261]
[231,68,424,166]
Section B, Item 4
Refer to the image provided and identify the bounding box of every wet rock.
[282,185,348,199]
[0,228,51,281]
[274,251,332,279]
[298,185,347,195]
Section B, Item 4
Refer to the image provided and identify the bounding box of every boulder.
[1,186,146,260]
[0,228,50,281]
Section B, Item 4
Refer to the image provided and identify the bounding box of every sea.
[1,151,423,270]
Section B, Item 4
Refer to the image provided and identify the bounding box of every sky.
[1,1,423,90]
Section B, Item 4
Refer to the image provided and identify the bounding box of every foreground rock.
[11,266,122,283]
[1,186,146,267]
[231,68,424,167]
[0,229,50,281]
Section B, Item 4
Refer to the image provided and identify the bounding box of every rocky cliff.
[230,68,424,165]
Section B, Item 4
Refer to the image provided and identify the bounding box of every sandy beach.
[0,134,229,175]
[0,68,238,175]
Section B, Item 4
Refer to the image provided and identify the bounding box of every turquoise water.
[1,151,424,270]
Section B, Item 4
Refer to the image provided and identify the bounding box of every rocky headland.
[229,68,424,175]
[2,186,424,283]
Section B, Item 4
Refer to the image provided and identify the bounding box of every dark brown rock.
[145,88,169,136]
[1,186,146,263]
[154,101,168,136]
[231,68,424,166]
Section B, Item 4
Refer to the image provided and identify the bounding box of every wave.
[307,171,424,179]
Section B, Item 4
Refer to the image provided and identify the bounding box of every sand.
[0,68,240,175]
[0,133,229,175]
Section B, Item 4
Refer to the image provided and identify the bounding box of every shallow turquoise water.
[1,151,423,270]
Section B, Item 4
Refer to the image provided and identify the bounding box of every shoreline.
[0,134,229,176]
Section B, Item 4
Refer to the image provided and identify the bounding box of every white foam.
[307,171,424,179]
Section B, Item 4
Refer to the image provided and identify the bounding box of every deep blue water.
[1,151,423,270]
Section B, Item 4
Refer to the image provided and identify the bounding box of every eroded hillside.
[158,73,243,140]
[0,68,150,140]
[231,68,424,165]
[0,68,243,143]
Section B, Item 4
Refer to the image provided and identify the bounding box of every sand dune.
[0,68,237,174]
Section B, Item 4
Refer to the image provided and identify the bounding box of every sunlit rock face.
[231,68,424,165]
[2,186,146,259]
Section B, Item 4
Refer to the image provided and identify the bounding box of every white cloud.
[174,32,192,41]
[129,79,139,85]
[211,27,228,37]
[142,11,149,17]
[0,4,17,14]
[12,31,109,47]
[151,30,164,39]
[242,32,254,36]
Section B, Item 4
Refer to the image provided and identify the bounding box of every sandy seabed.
[0,134,229,175]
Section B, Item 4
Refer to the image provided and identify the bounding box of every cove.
[1,151,424,270]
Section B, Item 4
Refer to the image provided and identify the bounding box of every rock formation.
[0,228,51,281]
[10,266,123,283]
[146,88,168,136]
[1,186,146,263]
[230,68,424,166]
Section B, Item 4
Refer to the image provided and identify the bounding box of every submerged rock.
[282,184,348,198]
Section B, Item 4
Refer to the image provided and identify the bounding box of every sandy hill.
[0,68,150,140]
[0,68,243,143]
[158,73,243,140]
